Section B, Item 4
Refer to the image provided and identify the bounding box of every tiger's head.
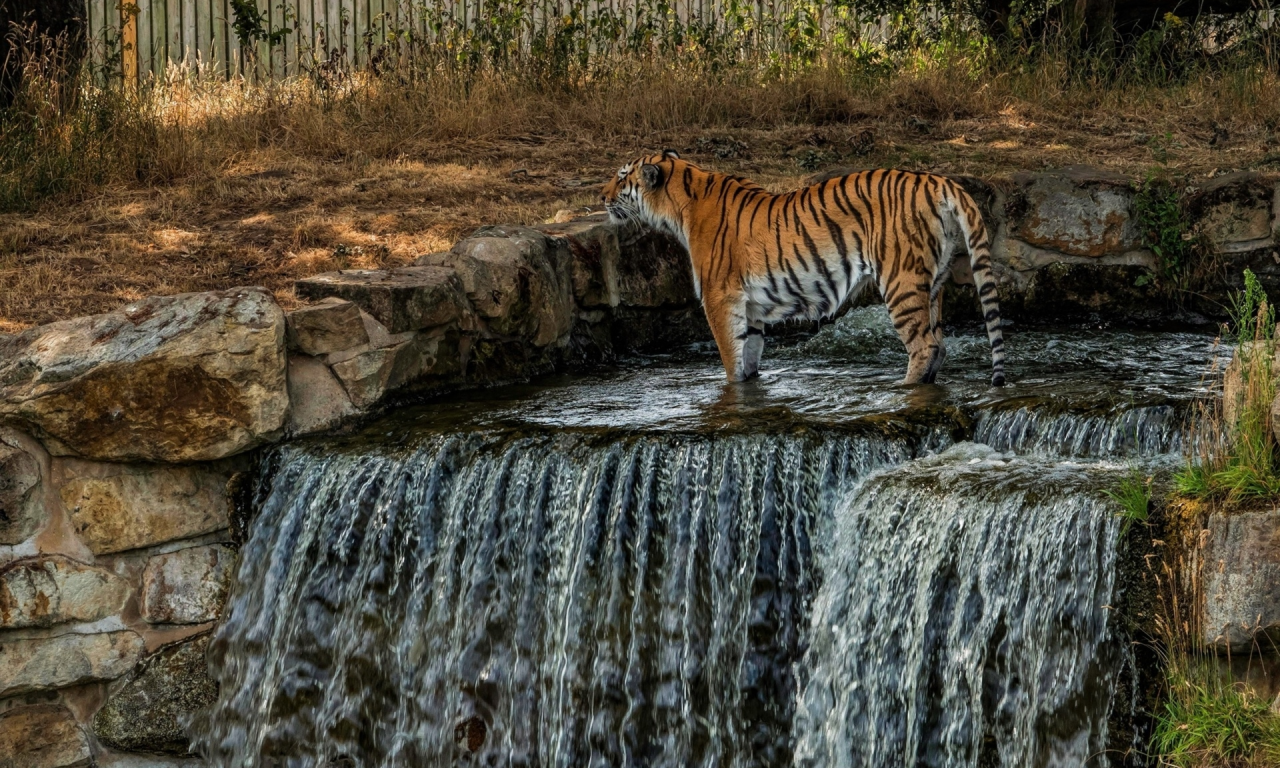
[601,150,686,238]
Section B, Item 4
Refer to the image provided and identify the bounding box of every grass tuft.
[1152,662,1280,767]
[1176,270,1280,505]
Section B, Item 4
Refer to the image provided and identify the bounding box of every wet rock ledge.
[1,167,1279,766]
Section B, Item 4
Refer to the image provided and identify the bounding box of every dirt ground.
[3,109,1277,334]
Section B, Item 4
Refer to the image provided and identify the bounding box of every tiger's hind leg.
[886,281,941,386]
[922,287,948,384]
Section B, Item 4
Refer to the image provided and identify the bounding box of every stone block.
[286,355,358,435]
[329,334,447,408]
[295,267,467,335]
[0,630,144,697]
[93,634,217,756]
[1202,510,1280,651]
[141,544,236,625]
[1006,166,1141,259]
[0,704,91,768]
[285,298,369,356]
[0,430,43,545]
[59,466,229,555]
[0,288,288,463]
[0,555,130,629]
[613,226,697,308]
[1186,171,1280,254]
[422,225,575,346]
[538,214,621,308]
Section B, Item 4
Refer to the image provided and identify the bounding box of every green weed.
[1152,662,1280,767]
[1105,470,1151,538]
[1176,270,1280,505]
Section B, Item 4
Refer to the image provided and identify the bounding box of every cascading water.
[199,431,922,768]
[197,311,1216,767]
[793,445,1122,768]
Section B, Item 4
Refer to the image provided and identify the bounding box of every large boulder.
[295,266,468,335]
[93,633,218,756]
[0,555,131,629]
[613,226,697,308]
[0,429,44,545]
[141,544,236,625]
[0,288,288,463]
[419,226,575,346]
[1202,510,1280,651]
[0,630,144,697]
[58,465,230,555]
[1003,167,1142,261]
[1185,171,1279,255]
[0,704,91,768]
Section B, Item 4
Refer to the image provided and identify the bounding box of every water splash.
[972,404,1183,458]
[794,444,1122,768]
[198,431,919,768]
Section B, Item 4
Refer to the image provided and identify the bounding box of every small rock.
[0,431,43,545]
[141,544,236,625]
[0,288,288,463]
[0,630,144,697]
[59,466,230,554]
[285,298,369,356]
[294,267,468,335]
[0,555,131,629]
[93,634,218,756]
[286,355,358,435]
[0,704,91,768]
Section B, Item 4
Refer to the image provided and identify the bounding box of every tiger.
[601,150,1006,387]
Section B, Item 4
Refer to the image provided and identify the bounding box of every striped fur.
[602,151,1006,386]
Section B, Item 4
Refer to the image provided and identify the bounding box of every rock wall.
[1,166,1278,766]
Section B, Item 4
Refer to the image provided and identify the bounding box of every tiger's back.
[602,153,1005,386]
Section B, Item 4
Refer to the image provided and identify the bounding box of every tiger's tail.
[952,188,1006,387]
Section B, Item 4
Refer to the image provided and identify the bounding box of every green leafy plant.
[1176,270,1280,504]
[1132,172,1200,294]
[1105,470,1151,538]
[1152,661,1280,767]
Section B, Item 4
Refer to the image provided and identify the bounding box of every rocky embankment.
[1,166,1279,765]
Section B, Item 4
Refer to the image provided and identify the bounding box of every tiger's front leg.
[704,294,757,381]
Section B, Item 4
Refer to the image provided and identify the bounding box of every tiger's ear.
[662,148,680,159]
[641,163,664,190]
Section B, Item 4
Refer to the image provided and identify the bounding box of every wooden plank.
[183,0,197,68]
[135,0,152,79]
[282,0,296,75]
[223,0,239,77]
[354,0,366,66]
[151,0,169,75]
[195,0,211,70]
[209,0,226,76]
[296,0,312,70]
[121,0,138,86]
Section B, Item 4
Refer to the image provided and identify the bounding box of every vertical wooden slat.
[136,0,152,79]
[167,0,182,66]
[182,0,197,67]
[226,0,241,78]
[326,0,340,61]
[122,1,139,85]
[195,0,209,70]
[151,0,169,75]
[209,0,225,75]
[354,0,366,66]
[298,0,313,70]
[282,0,296,75]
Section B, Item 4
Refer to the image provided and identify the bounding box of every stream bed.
[196,308,1219,768]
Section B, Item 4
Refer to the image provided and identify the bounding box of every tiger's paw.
[991,373,1006,387]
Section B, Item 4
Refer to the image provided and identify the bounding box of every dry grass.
[3,56,1280,333]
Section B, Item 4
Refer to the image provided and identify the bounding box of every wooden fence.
[86,0,408,80]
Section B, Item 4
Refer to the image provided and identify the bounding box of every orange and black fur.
[601,151,1006,386]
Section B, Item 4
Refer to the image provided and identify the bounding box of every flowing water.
[198,309,1217,767]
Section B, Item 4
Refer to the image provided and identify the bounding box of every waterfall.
[200,427,1132,768]
[199,430,920,768]
[793,444,1122,768]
